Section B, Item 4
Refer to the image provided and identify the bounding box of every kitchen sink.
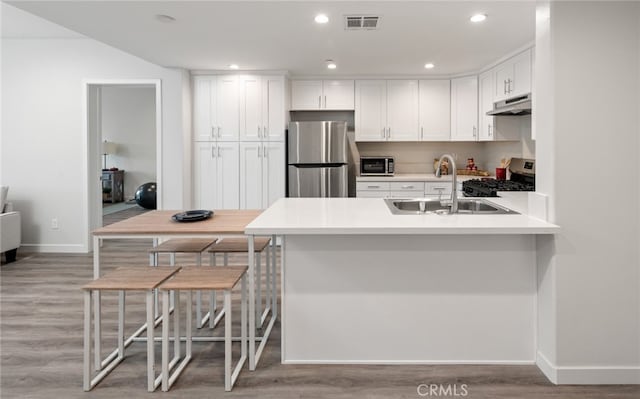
[384,198,518,215]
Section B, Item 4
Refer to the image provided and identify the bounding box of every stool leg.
[272,235,278,320]
[118,291,125,359]
[94,291,101,371]
[83,290,92,391]
[146,290,155,392]
[241,275,248,360]
[265,244,271,313]
[224,289,232,392]
[209,254,217,329]
[161,290,170,391]
[186,291,193,357]
[196,253,203,328]
[174,290,180,359]
[169,253,176,309]
[256,252,262,328]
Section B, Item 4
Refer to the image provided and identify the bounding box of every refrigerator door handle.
[320,168,326,197]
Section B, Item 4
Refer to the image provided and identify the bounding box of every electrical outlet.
[51,218,59,230]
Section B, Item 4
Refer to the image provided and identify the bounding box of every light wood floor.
[1,210,638,398]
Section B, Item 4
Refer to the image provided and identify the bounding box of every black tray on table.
[171,210,214,222]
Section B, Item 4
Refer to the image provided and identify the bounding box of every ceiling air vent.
[344,15,380,30]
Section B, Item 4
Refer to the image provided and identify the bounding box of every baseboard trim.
[20,243,87,254]
[283,359,536,365]
[537,351,640,384]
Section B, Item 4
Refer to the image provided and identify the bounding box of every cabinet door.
[216,75,239,141]
[386,80,420,141]
[193,142,217,208]
[291,80,322,110]
[323,80,355,110]
[239,142,263,209]
[239,75,262,141]
[478,70,495,141]
[193,76,216,141]
[419,80,451,141]
[355,80,387,141]
[450,76,478,141]
[262,142,285,208]
[511,49,532,98]
[263,76,285,141]
[215,142,240,209]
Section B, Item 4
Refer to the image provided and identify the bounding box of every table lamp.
[101,140,117,171]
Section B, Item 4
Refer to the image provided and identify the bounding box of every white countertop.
[245,197,559,235]
[356,173,486,182]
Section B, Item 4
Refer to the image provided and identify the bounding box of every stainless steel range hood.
[487,93,531,116]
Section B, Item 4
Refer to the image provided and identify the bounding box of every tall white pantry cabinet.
[192,74,286,210]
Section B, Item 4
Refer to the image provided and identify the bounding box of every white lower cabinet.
[357,180,463,199]
[240,141,285,209]
[194,142,240,209]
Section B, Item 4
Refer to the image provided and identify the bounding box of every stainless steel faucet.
[435,154,458,213]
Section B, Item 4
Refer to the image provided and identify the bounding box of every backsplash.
[357,116,534,175]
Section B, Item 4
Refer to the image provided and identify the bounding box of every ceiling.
[3,1,536,76]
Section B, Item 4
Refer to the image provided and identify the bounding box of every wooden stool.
[149,238,219,328]
[82,266,180,392]
[207,237,273,328]
[159,266,248,391]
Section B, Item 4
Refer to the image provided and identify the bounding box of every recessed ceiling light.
[470,14,487,23]
[315,14,329,24]
[155,14,176,23]
[229,64,239,70]
[424,63,435,69]
[326,60,337,69]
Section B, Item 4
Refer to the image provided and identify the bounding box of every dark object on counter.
[172,210,213,222]
[134,182,157,209]
[495,167,507,180]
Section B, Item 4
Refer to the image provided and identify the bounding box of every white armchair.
[1,186,21,263]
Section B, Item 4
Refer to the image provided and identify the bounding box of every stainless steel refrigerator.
[288,121,348,197]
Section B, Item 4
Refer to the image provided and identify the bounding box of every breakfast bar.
[245,197,559,364]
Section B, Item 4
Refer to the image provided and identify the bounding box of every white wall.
[1,7,190,252]
[535,1,640,384]
[101,86,156,199]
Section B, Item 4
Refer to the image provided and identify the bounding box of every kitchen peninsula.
[245,197,559,365]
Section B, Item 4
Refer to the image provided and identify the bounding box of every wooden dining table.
[92,209,275,372]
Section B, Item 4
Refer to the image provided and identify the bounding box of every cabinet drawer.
[425,182,452,195]
[389,182,425,191]
[356,190,388,198]
[356,182,390,191]
[389,190,424,199]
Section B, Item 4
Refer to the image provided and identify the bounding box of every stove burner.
[462,178,534,197]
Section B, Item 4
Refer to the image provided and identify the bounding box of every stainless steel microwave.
[360,156,395,176]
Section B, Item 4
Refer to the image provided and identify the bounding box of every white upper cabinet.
[322,80,355,110]
[355,80,419,141]
[494,49,532,102]
[291,80,354,110]
[239,75,286,142]
[193,75,239,141]
[239,75,263,141]
[355,80,387,141]
[386,80,420,141]
[450,76,478,141]
[478,70,495,141]
[262,76,286,141]
[418,80,451,141]
[216,76,240,141]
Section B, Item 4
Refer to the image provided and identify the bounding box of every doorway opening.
[84,79,162,251]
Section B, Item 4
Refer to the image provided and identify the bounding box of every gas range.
[462,158,535,197]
